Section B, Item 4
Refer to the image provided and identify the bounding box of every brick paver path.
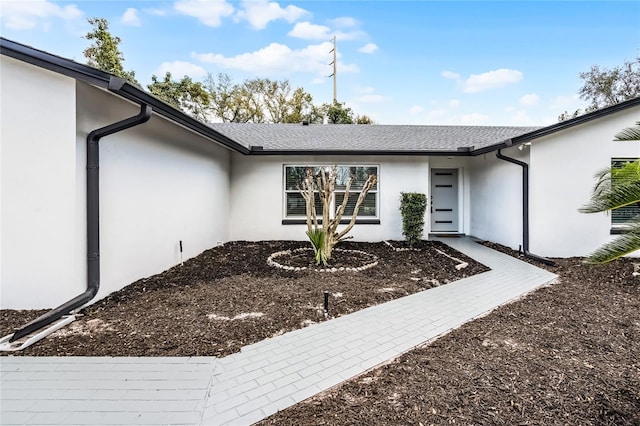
[1,238,557,425]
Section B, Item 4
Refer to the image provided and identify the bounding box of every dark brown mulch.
[259,244,640,426]
[0,240,486,357]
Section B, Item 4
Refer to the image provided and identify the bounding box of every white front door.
[430,169,458,233]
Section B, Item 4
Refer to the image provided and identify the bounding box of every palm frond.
[613,121,640,141]
[579,180,640,213]
[580,161,640,213]
[585,222,640,264]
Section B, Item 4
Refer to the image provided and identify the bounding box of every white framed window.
[283,165,379,219]
[611,158,639,229]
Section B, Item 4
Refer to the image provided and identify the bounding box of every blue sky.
[1,0,638,125]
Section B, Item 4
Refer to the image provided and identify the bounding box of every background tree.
[356,114,375,124]
[559,56,640,121]
[83,18,138,85]
[579,121,640,263]
[148,72,210,121]
[323,101,355,124]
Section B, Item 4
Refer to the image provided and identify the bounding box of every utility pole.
[328,35,337,103]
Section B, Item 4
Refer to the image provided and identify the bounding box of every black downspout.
[9,103,152,342]
[496,149,556,266]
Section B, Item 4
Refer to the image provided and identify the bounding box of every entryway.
[430,168,459,233]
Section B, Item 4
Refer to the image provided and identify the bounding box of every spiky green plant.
[579,121,640,263]
[306,227,328,266]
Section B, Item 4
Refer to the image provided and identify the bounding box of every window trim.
[283,164,380,222]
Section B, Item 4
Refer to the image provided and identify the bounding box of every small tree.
[300,166,377,264]
[399,193,427,247]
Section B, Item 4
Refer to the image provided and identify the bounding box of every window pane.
[286,193,324,217]
[334,166,378,190]
[612,204,639,225]
[335,192,377,217]
[611,159,639,226]
[350,166,378,190]
[285,167,309,190]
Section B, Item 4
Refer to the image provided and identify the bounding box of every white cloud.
[354,94,389,103]
[193,41,359,76]
[519,93,539,106]
[506,109,537,125]
[447,99,460,108]
[288,21,331,40]
[462,68,523,93]
[409,105,424,114]
[329,16,358,27]
[121,8,141,27]
[441,70,460,80]
[1,0,82,30]
[549,93,580,109]
[358,43,378,54]
[174,0,234,27]
[155,61,208,79]
[146,8,167,16]
[427,111,489,125]
[236,0,308,30]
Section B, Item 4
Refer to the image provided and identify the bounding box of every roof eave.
[0,37,251,155]
[248,148,471,156]
[471,97,640,155]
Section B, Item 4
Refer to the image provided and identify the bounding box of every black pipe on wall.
[9,103,152,342]
[496,149,556,266]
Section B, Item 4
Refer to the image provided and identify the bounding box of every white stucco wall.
[468,147,529,250]
[0,56,232,309]
[76,82,231,304]
[229,154,436,242]
[528,106,640,257]
[1,56,80,309]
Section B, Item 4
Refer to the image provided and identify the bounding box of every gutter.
[495,148,556,266]
[7,92,152,344]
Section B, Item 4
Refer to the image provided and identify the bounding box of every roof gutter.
[495,148,556,266]
[9,95,152,343]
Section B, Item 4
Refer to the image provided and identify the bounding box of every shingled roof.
[208,123,542,154]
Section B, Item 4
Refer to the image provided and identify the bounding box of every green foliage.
[148,72,210,121]
[356,114,375,124]
[399,192,427,247]
[580,121,640,264]
[323,101,354,124]
[558,57,640,122]
[306,228,328,266]
[83,17,138,85]
[579,56,640,111]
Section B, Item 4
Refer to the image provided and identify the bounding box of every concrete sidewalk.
[1,238,557,425]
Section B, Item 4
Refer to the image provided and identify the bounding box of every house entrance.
[430,168,459,233]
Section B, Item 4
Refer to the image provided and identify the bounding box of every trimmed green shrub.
[399,192,427,247]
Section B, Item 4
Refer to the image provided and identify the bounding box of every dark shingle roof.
[208,123,542,153]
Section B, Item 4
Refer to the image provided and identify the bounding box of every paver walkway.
[1,237,557,425]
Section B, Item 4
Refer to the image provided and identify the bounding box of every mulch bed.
[0,240,486,357]
[259,244,640,426]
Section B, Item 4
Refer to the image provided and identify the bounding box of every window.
[611,158,639,230]
[284,165,378,220]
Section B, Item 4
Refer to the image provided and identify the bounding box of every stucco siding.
[468,147,529,250]
[229,154,434,242]
[1,56,79,309]
[76,82,231,304]
[528,106,640,257]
